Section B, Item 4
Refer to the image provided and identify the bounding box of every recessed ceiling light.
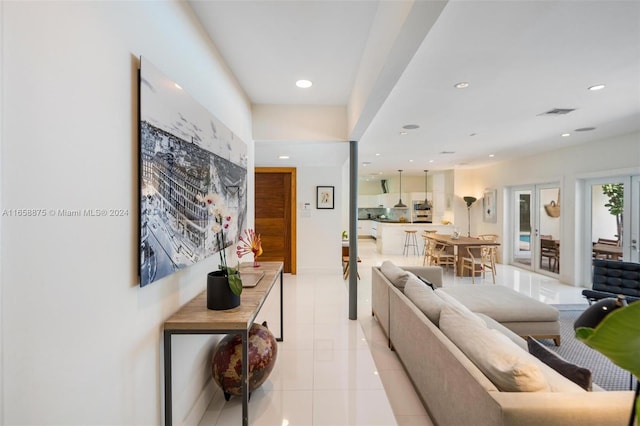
[561,133,571,137]
[588,84,605,91]
[174,83,182,90]
[399,131,408,135]
[375,153,380,156]
[402,124,420,130]
[409,159,414,162]
[429,160,434,163]
[295,79,312,88]
[278,155,290,159]
[489,154,495,158]
[454,82,470,89]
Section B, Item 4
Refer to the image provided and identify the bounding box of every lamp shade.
[394,170,407,208]
[463,196,477,208]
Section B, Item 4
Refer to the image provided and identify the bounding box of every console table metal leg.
[163,330,172,426]
[241,329,249,426]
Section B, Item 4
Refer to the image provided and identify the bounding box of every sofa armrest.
[493,390,635,426]
[402,266,444,288]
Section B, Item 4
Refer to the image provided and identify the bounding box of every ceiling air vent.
[439,151,456,155]
[539,108,576,116]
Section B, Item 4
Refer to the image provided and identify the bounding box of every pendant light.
[394,170,407,207]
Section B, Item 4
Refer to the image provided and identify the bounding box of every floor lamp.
[463,196,477,237]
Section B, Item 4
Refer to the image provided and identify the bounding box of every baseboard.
[182,378,219,426]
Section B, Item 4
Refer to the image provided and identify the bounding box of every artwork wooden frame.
[316,186,335,209]
[483,188,497,223]
[138,57,248,287]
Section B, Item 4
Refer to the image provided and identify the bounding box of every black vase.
[207,270,240,310]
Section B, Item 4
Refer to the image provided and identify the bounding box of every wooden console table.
[163,261,284,426]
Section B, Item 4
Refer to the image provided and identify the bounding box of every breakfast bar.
[375,221,454,255]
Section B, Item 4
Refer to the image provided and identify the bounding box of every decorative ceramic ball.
[211,321,278,400]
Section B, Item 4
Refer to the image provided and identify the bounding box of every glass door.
[537,185,561,275]
[589,175,640,263]
[510,183,561,275]
[632,176,640,263]
[512,188,533,268]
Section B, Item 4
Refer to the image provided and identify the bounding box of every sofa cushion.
[527,337,593,391]
[439,305,549,392]
[439,285,559,323]
[380,260,410,290]
[404,274,446,325]
[416,275,435,290]
[434,289,485,326]
[476,313,528,351]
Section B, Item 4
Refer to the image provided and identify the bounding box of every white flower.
[204,193,221,206]
[211,224,222,233]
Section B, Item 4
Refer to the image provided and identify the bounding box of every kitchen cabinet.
[378,192,408,208]
[357,219,374,237]
[357,195,379,208]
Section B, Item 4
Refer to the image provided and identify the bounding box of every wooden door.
[255,167,296,273]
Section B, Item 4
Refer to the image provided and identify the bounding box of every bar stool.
[403,230,419,256]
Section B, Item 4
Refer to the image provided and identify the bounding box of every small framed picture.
[316,186,335,209]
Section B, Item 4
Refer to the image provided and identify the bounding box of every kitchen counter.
[359,218,430,224]
[375,222,454,255]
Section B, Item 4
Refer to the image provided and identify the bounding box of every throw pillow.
[417,275,435,290]
[380,260,410,290]
[403,274,446,325]
[439,305,549,392]
[527,337,593,391]
[434,289,485,327]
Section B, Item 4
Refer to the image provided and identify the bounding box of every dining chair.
[540,238,559,272]
[478,234,499,275]
[422,235,435,266]
[431,241,456,273]
[460,246,485,284]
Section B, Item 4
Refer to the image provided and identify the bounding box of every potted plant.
[196,192,243,310]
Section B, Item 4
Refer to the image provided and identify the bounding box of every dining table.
[592,243,623,260]
[426,233,500,277]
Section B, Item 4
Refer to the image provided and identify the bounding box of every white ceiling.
[189,0,640,180]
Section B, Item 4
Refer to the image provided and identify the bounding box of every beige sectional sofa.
[372,262,634,426]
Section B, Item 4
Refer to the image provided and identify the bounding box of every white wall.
[1,2,252,424]
[297,166,347,274]
[454,132,640,285]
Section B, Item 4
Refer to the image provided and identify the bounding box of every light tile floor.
[199,239,585,425]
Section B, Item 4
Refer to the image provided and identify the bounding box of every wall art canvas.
[138,57,247,287]
[483,188,497,223]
